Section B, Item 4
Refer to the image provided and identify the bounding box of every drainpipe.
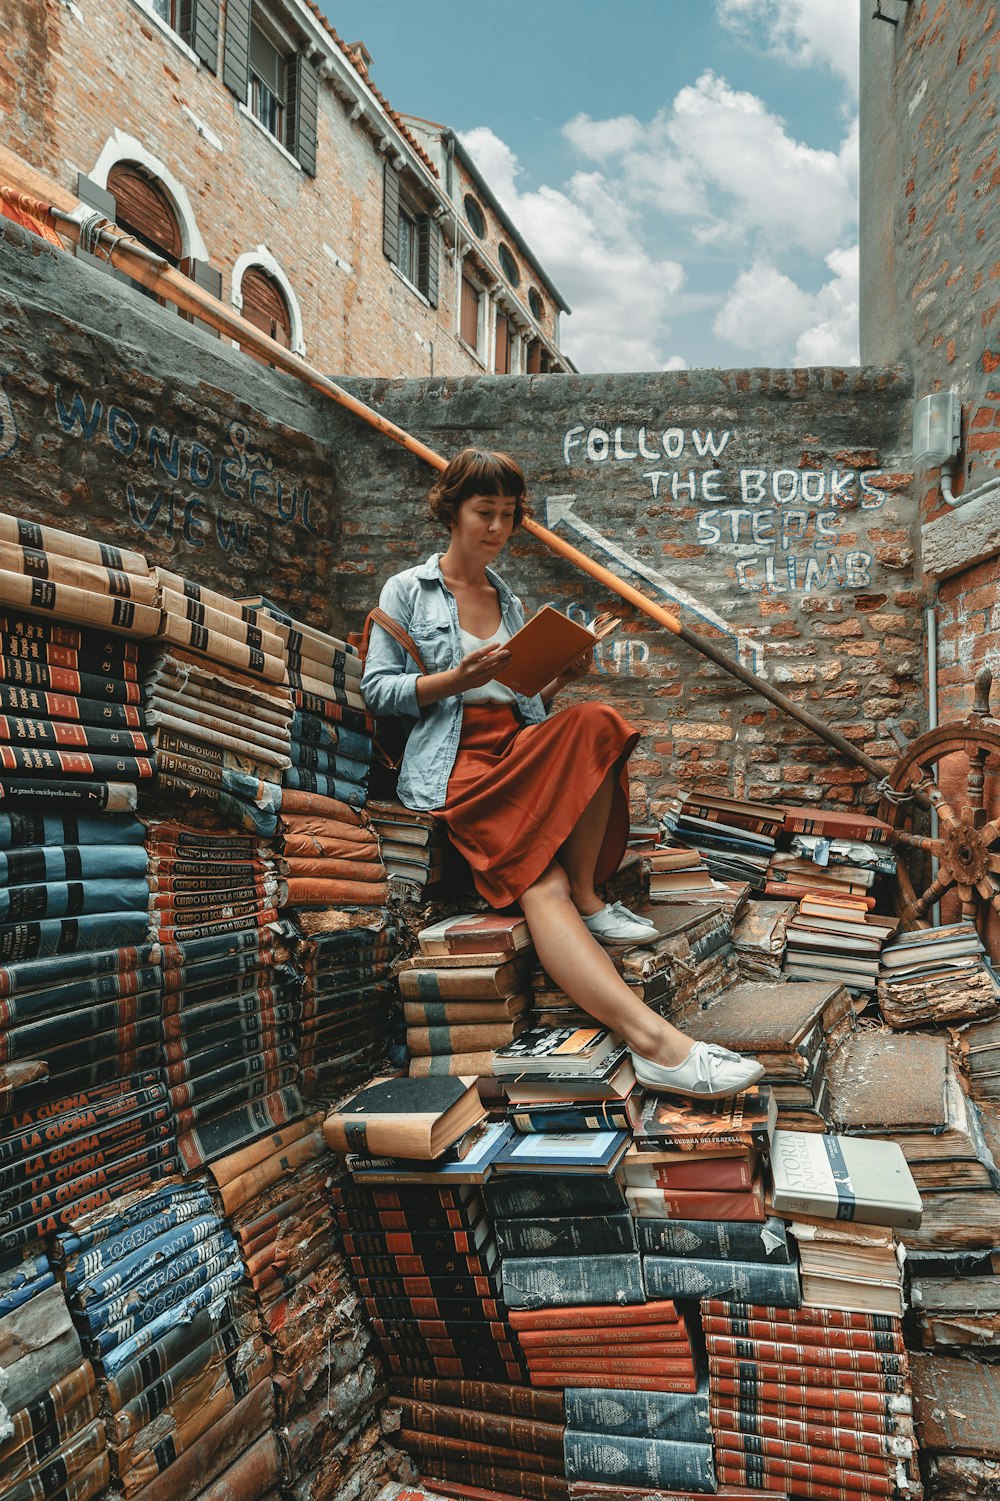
[925,602,940,926]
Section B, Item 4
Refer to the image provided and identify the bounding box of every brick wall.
[1,0,561,380]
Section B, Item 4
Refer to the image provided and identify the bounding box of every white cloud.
[459,127,686,373]
[713,245,859,366]
[717,0,860,94]
[663,355,690,371]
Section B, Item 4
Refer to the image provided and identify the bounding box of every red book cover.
[529,1371,699,1393]
[703,1300,903,1335]
[419,912,531,958]
[782,807,891,843]
[715,1449,908,1501]
[709,1406,913,1462]
[508,1299,677,1331]
[709,1373,912,1421]
[388,1376,565,1423]
[705,1335,906,1378]
[524,1354,696,1378]
[515,1325,689,1349]
[525,1340,691,1361]
[702,1313,904,1356]
[764,881,876,907]
[621,1152,755,1190]
[708,1355,910,1398]
[624,1175,766,1222]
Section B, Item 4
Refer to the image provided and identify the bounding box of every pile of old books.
[54,1179,268,1501]
[644,842,751,920]
[0,1244,108,1501]
[949,1009,1000,1103]
[367,800,465,902]
[143,642,290,837]
[911,1352,1000,1499]
[767,804,895,906]
[403,912,534,1077]
[732,899,796,980]
[877,920,1000,1027]
[783,892,898,996]
[563,1379,716,1494]
[659,790,782,891]
[276,793,387,913]
[154,567,287,684]
[683,978,856,1130]
[296,915,395,1097]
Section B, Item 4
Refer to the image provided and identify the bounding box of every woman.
[361,449,763,1099]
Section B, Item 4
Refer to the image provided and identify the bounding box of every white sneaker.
[581,902,657,944]
[610,901,657,930]
[631,1041,766,1099]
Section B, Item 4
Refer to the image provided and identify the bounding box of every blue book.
[492,1129,629,1175]
[484,1173,626,1221]
[563,1430,715,1491]
[346,1121,515,1184]
[636,1216,792,1264]
[501,1252,645,1309]
[496,1212,636,1258]
[565,1378,712,1443]
[643,1255,800,1307]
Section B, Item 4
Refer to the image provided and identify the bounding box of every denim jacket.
[360,552,547,811]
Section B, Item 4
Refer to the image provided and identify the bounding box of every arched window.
[107,162,182,265]
[240,266,292,348]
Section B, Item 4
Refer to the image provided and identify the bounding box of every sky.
[321,0,861,374]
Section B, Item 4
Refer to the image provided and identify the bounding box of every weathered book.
[418,912,532,958]
[710,1405,913,1465]
[493,1027,623,1078]
[0,1361,96,1470]
[781,805,891,843]
[158,585,283,653]
[0,780,139,815]
[394,1398,564,1458]
[563,1431,715,1491]
[707,1352,910,1400]
[636,1215,791,1264]
[0,1282,84,1410]
[911,1349,1000,1475]
[398,958,529,1001]
[501,1253,645,1310]
[408,1051,497,1078]
[770,1129,922,1230]
[564,1381,711,1444]
[0,514,147,572]
[713,1448,911,1501]
[685,979,854,1068]
[705,1331,909,1380]
[484,1174,626,1220]
[323,1075,484,1159]
[406,1021,526,1056]
[493,1129,629,1176]
[0,562,160,635]
[157,613,286,682]
[633,1089,776,1152]
[645,1257,800,1307]
[496,1213,636,1258]
[624,1178,766,1223]
[705,1305,905,1355]
[710,1368,912,1423]
[506,1297,675,1334]
[619,1146,755,1189]
[511,1097,643,1135]
[0,541,157,607]
[403,997,530,1027]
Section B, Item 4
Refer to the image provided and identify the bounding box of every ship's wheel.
[878,668,1000,935]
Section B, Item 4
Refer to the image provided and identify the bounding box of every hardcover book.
[493,1129,630,1176]
[563,1431,716,1492]
[635,1215,791,1264]
[563,1379,711,1443]
[323,1076,485,1160]
[623,1177,766,1223]
[643,1257,801,1307]
[493,605,619,698]
[418,912,532,958]
[633,1089,777,1152]
[501,1253,645,1309]
[492,1027,623,1078]
[769,1130,922,1230]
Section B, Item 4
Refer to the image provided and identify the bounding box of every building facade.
[2,0,570,376]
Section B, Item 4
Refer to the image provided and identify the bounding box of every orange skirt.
[437,700,639,908]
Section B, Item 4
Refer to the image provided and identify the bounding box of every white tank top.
[459,621,516,704]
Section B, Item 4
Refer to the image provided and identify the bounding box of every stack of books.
[659,791,783,891]
[684,980,856,1131]
[910,1269,1000,1352]
[877,921,1000,1028]
[704,1299,919,1499]
[155,569,286,685]
[296,918,394,1098]
[509,1299,701,1399]
[783,895,898,997]
[628,1089,799,1307]
[0,1244,109,1499]
[405,912,535,1077]
[765,850,879,906]
[390,1379,567,1501]
[732,899,796,980]
[367,800,464,902]
[562,1381,717,1494]
[54,1180,267,1501]
[911,1352,998,1501]
[782,803,895,870]
[643,844,750,921]
[827,1030,1000,1254]
[949,1012,1000,1103]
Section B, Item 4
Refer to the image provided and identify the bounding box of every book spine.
[405,1022,520,1055]
[159,588,282,653]
[158,616,284,681]
[714,1448,908,1501]
[0,781,139,815]
[531,1371,698,1393]
[407,1051,498,1077]
[415,1459,569,1501]
[708,1354,910,1397]
[703,1312,904,1354]
[507,1297,679,1332]
[624,1183,765,1221]
[398,1429,567,1480]
[709,1393,913,1438]
[711,1405,914,1460]
[706,1334,907,1376]
[562,1431,715,1491]
[526,1354,695,1378]
[0,684,144,727]
[395,1399,564,1459]
[703,1299,903,1335]
[635,1216,790,1264]
[484,1177,626,1220]
[502,1255,645,1310]
[563,1382,711,1443]
[644,1257,800,1307]
[102,1300,248,1412]
[496,1215,636,1258]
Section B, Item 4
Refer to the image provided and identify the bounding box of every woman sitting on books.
[361,448,763,1100]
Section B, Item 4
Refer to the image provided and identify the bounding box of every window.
[249,13,285,141]
[463,194,485,238]
[223,0,318,174]
[494,312,513,374]
[529,286,545,321]
[526,338,551,374]
[498,243,519,288]
[461,274,482,353]
[107,162,182,267]
[383,165,441,306]
[239,266,292,362]
[152,0,177,25]
[150,0,220,70]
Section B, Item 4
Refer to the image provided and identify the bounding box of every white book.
[769,1129,922,1230]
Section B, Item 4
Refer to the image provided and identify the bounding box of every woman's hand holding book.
[415,643,511,706]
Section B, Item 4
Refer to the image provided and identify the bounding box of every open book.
[493,604,619,697]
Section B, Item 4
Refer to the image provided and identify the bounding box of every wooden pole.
[0,146,886,784]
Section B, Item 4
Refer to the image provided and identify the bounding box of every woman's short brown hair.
[428,448,531,530]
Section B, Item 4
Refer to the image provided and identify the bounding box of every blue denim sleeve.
[359,574,422,720]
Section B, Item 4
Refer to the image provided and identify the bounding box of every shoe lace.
[611,901,651,924]
[702,1042,743,1063]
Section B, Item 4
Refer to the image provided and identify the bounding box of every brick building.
[1,0,570,377]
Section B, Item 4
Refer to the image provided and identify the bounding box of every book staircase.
[1,506,999,1501]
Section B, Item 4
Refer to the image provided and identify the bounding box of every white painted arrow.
[545,493,766,673]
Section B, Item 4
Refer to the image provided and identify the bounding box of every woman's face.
[452,492,517,558]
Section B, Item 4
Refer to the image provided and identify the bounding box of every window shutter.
[460,276,480,350]
[287,52,319,176]
[181,257,223,337]
[179,0,219,71]
[107,164,183,262]
[419,215,441,308]
[383,162,400,265]
[222,0,251,99]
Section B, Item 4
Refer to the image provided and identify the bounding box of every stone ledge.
[922,491,1000,580]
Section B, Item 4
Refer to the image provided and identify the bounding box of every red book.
[524,1340,691,1361]
[524,1355,695,1378]
[705,1335,906,1378]
[515,1325,689,1349]
[709,1373,912,1421]
[418,912,531,959]
[702,1313,904,1356]
[619,1151,755,1190]
[708,1355,910,1398]
[764,882,876,907]
[782,807,891,843]
[624,1176,766,1222]
[709,1406,914,1462]
[508,1300,677,1331]
[715,1448,909,1501]
[703,1300,903,1335]
[529,1371,699,1393]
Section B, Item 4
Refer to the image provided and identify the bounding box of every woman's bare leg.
[519,862,692,1066]
[558,768,616,916]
